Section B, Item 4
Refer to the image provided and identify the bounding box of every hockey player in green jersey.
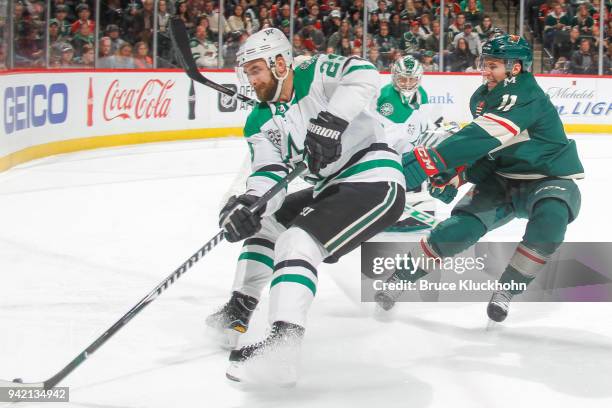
[375,34,584,322]
[208,28,405,384]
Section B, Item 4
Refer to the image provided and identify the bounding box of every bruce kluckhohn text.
[372,279,527,293]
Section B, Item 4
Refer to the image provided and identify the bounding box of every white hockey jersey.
[242,54,406,216]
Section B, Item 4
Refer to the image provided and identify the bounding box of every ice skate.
[226,321,305,387]
[205,291,258,349]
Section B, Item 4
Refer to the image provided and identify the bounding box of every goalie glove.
[428,166,467,204]
[304,111,349,174]
[219,194,265,243]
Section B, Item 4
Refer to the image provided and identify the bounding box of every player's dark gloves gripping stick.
[219,194,265,242]
[304,111,349,174]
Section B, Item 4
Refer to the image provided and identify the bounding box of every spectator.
[99,42,136,68]
[123,2,145,45]
[553,26,580,61]
[449,37,476,71]
[453,23,481,55]
[463,0,483,27]
[570,38,597,74]
[134,41,153,69]
[203,1,230,38]
[16,26,43,67]
[419,14,434,37]
[0,44,7,70]
[374,0,392,22]
[374,22,399,63]
[368,46,385,70]
[292,33,308,56]
[228,4,253,34]
[141,0,155,45]
[449,13,467,39]
[58,42,76,68]
[323,9,343,37]
[190,24,219,68]
[98,36,113,60]
[299,16,325,52]
[106,25,126,55]
[402,1,417,21]
[407,20,425,46]
[157,0,171,35]
[71,3,95,35]
[176,1,193,32]
[338,36,353,57]
[102,0,124,28]
[421,50,439,71]
[75,43,95,67]
[72,21,94,57]
[544,2,571,48]
[571,3,594,35]
[49,19,67,49]
[401,31,421,55]
[274,3,292,28]
[368,11,381,34]
[424,20,447,52]
[223,29,248,68]
[328,19,353,51]
[549,56,569,74]
[351,46,362,57]
[157,0,172,61]
[476,15,493,40]
[54,4,72,39]
[388,13,403,38]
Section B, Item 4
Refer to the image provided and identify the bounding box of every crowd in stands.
[4,0,610,73]
[527,0,610,74]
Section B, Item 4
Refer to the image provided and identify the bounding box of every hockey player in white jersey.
[377,55,453,232]
[211,28,405,385]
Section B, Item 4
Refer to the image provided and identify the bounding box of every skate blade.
[373,303,397,322]
[485,319,502,332]
[204,327,242,350]
[225,351,299,387]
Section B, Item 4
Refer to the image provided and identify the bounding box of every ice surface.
[0,135,610,407]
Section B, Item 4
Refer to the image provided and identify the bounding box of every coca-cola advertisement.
[102,78,175,122]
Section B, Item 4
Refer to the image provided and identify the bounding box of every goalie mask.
[391,55,424,104]
[236,28,293,102]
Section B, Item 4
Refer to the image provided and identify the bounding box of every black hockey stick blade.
[0,163,306,389]
[168,17,255,106]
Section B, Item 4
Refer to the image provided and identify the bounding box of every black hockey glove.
[304,111,349,174]
[219,194,265,243]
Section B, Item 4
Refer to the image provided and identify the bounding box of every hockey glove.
[402,146,447,191]
[219,194,265,243]
[465,157,496,184]
[428,166,467,204]
[304,111,349,174]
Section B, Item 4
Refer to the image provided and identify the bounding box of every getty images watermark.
[360,242,612,302]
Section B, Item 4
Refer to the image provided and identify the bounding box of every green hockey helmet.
[480,34,533,73]
[391,55,423,103]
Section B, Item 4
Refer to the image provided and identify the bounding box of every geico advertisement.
[1,75,74,156]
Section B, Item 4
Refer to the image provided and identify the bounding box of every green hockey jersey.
[436,72,584,180]
[376,83,431,154]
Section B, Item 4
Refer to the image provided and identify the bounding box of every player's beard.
[255,74,279,102]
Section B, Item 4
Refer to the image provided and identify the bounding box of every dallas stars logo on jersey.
[379,102,394,116]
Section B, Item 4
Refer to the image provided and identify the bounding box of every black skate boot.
[205,291,258,349]
[487,290,513,322]
[226,321,305,386]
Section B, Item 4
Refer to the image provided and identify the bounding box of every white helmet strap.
[268,57,290,103]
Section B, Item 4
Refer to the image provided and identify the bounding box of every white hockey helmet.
[391,55,424,103]
[237,28,293,68]
[236,28,293,101]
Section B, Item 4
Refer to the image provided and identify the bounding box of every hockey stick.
[169,17,255,106]
[0,162,306,389]
[403,203,438,228]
